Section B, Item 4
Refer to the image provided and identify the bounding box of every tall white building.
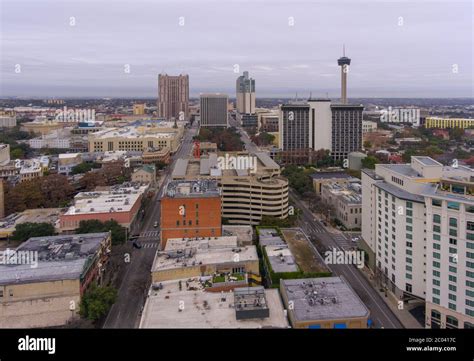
[361,156,474,328]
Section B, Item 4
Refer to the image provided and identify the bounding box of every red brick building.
[160,180,221,248]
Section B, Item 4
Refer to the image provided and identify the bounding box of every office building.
[361,156,474,328]
[157,74,189,120]
[280,277,370,329]
[278,99,333,163]
[0,232,111,328]
[236,71,256,115]
[200,93,229,127]
[160,180,222,248]
[362,120,378,134]
[330,104,363,161]
[310,171,357,195]
[0,144,9,166]
[0,179,4,219]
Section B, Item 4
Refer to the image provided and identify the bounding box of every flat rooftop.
[164,179,220,198]
[64,184,148,215]
[139,279,289,328]
[310,171,355,180]
[221,225,253,245]
[0,232,109,285]
[258,228,285,246]
[0,208,63,238]
[152,243,258,273]
[91,126,175,139]
[281,277,370,322]
[265,245,298,273]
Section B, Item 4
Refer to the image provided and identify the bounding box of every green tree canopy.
[76,219,126,245]
[11,222,56,242]
[79,284,118,321]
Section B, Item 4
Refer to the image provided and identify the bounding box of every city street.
[234,117,403,329]
[103,122,198,328]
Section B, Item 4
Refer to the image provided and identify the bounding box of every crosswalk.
[142,242,158,249]
[331,233,355,250]
[139,230,159,238]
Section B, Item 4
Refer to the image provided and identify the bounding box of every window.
[446,316,458,329]
[447,202,460,211]
[406,283,412,293]
[432,199,442,207]
[433,214,441,223]
[449,218,458,227]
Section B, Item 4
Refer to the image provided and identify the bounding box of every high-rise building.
[200,93,229,127]
[236,71,255,115]
[330,104,363,161]
[361,157,474,329]
[278,99,332,163]
[157,74,189,120]
[337,47,351,104]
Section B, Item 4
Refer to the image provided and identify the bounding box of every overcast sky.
[0,0,472,98]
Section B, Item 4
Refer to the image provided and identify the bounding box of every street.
[233,115,403,329]
[103,122,198,328]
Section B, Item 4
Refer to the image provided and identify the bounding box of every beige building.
[311,171,357,195]
[0,144,10,166]
[151,236,259,283]
[172,151,289,225]
[131,164,156,185]
[0,116,17,128]
[88,124,183,154]
[280,277,370,329]
[0,208,63,239]
[133,103,146,115]
[0,232,111,328]
[321,182,362,229]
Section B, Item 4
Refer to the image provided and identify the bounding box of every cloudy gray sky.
[0,0,472,98]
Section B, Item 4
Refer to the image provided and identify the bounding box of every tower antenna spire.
[343,44,345,57]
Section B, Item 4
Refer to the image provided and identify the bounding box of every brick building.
[160,180,221,248]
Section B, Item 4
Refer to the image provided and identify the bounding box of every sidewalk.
[359,266,424,329]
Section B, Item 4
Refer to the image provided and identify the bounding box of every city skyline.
[1,0,472,98]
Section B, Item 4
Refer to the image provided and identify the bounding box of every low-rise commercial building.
[280,277,370,328]
[58,153,83,175]
[0,116,17,128]
[310,171,357,195]
[151,236,259,284]
[60,184,148,231]
[0,232,111,328]
[139,280,288,328]
[321,182,362,230]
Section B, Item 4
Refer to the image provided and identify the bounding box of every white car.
[153,221,158,228]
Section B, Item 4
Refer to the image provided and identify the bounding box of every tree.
[363,140,372,149]
[361,155,379,169]
[11,222,56,242]
[79,284,117,322]
[76,219,126,245]
[71,162,100,175]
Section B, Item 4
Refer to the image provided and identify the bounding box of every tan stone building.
[0,232,111,328]
[131,164,156,185]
